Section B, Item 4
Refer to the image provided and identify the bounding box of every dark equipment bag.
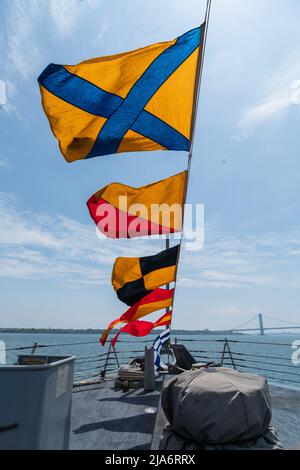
[159,367,284,450]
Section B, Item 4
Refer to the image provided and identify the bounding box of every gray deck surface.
[70,377,300,450]
[70,378,163,450]
[270,385,300,449]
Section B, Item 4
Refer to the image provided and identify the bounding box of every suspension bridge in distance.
[229,313,300,336]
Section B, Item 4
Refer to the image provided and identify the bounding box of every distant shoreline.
[0,328,236,335]
[0,329,296,336]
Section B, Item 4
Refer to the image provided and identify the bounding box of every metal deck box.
[0,355,75,450]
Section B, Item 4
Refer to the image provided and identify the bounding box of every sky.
[0,0,300,331]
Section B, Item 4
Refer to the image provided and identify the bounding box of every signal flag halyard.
[111,311,172,348]
[112,245,179,306]
[100,288,173,346]
[86,172,186,238]
[153,328,171,369]
[38,26,204,162]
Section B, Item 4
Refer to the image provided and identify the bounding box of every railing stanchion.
[221,338,236,370]
[101,342,112,379]
[227,340,236,370]
[144,346,155,391]
[112,345,120,369]
[220,339,226,366]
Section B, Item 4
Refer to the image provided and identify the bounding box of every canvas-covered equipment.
[159,425,283,450]
[159,367,284,450]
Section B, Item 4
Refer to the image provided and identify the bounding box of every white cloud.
[0,0,103,117]
[0,80,6,105]
[49,0,79,37]
[4,0,42,80]
[0,80,22,118]
[236,48,300,138]
[1,192,300,291]
[238,96,290,135]
[49,0,100,38]
[178,224,300,289]
[2,0,101,81]
[0,193,162,283]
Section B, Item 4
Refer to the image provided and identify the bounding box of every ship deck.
[70,377,164,450]
[70,377,300,450]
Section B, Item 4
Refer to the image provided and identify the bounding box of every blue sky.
[0,0,300,330]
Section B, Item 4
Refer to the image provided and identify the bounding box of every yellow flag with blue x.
[38,26,204,162]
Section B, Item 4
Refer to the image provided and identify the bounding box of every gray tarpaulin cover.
[159,367,284,450]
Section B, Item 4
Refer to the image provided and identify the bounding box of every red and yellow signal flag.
[100,288,173,346]
[38,26,204,162]
[111,311,172,347]
[112,245,179,306]
[86,171,186,238]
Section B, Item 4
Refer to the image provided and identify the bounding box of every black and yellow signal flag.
[38,26,204,162]
[112,245,179,306]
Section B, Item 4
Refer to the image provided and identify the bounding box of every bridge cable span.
[261,314,300,327]
[231,315,259,331]
[230,313,300,332]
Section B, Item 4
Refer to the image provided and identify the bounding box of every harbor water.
[1,332,300,388]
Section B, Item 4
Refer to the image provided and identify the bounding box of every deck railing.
[1,337,300,388]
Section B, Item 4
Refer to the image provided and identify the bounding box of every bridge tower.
[258,313,265,336]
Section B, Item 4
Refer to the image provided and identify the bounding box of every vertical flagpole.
[165,234,170,319]
[169,0,212,332]
[165,234,170,354]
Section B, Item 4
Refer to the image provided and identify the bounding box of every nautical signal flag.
[112,245,179,306]
[153,328,171,370]
[111,311,172,347]
[86,171,186,238]
[38,26,204,162]
[100,288,173,346]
